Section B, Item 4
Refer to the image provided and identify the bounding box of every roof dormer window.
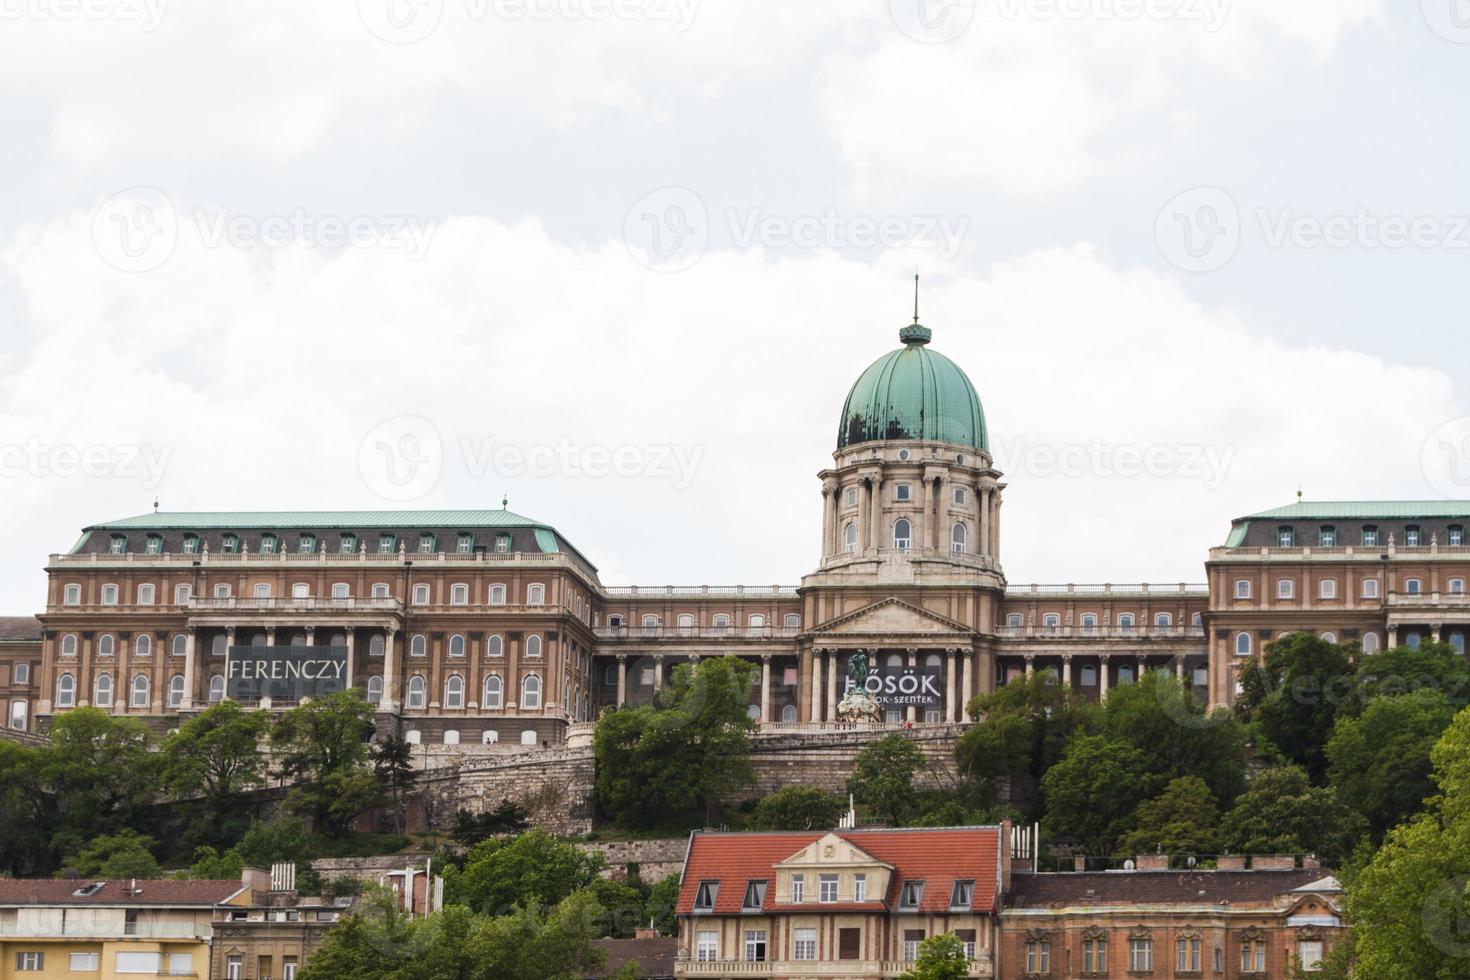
[899,880,924,910]
[1318,526,1336,547]
[1278,526,1296,548]
[1406,525,1423,547]
[950,879,975,911]
[694,880,719,911]
[260,533,278,554]
[741,881,767,911]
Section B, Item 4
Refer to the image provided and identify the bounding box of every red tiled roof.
[587,937,677,979]
[0,879,244,906]
[0,617,42,642]
[677,827,1003,916]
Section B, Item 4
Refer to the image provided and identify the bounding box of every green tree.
[642,873,680,935]
[594,657,757,828]
[1346,642,1470,714]
[749,786,845,831]
[64,829,162,878]
[957,672,1092,818]
[1041,735,1160,855]
[372,733,418,836]
[1116,776,1221,859]
[187,845,245,880]
[36,708,158,855]
[1326,690,1456,838]
[160,701,270,842]
[453,800,531,846]
[271,691,381,837]
[1237,633,1354,781]
[1218,765,1365,867]
[898,933,970,980]
[1330,706,1470,979]
[445,830,605,916]
[847,734,925,826]
[0,740,48,875]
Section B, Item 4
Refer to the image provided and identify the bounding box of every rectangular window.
[793,928,816,960]
[899,880,924,909]
[169,953,193,975]
[1319,527,1336,547]
[70,951,100,970]
[457,533,474,553]
[819,874,838,903]
[1320,578,1337,599]
[1299,940,1323,971]
[741,880,767,910]
[696,931,718,961]
[896,484,911,501]
[955,928,976,960]
[950,879,974,910]
[1278,578,1295,599]
[791,875,804,903]
[953,487,966,505]
[378,533,395,553]
[1025,940,1051,973]
[14,663,28,684]
[853,873,866,902]
[743,930,766,962]
[1129,939,1152,972]
[846,487,856,505]
[1452,527,1466,547]
[693,880,718,911]
[16,952,43,970]
[838,928,861,960]
[115,952,163,973]
[1083,938,1107,972]
[226,956,243,980]
[1177,937,1201,971]
[1362,526,1379,547]
[1363,578,1380,599]
[1407,527,1423,546]
[904,929,925,962]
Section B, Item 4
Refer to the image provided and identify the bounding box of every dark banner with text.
[842,663,944,708]
[226,646,348,701]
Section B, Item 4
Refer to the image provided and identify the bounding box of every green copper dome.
[837,324,988,452]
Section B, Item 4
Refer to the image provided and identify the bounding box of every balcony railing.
[1211,544,1470,561]
[595,626,801,640]
[1006,582,1207,596]
[678,958,992,978]
[48,548,597,577]
[0,922,209,939]
[188,597,403,613]
[995,625,1206,640]
[1386,590,1470,607]
[604,585,798,598]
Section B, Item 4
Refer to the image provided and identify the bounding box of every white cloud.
[0,205,1457,609]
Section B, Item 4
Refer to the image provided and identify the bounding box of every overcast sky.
[2,0,1469,607]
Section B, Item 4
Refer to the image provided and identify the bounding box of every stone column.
[858,481,871,553]
[1061,654,1072,688]
[616,654,627,707]
[869,478,885,552]
[1175,657,1184,680]
[821,483,837,558]
[1434,623,1444,642]
[811,651,823,722]
[1389,626,1399,648]
[382,629,399,712]
[265,628,276,647]
[653,654,664,692]
[1024,654,1035,680]
[979,487,992,557]
[906,650,917,723]
[222,628,236,702]
[945,650,957,723]
[827,653,838,721]
[991,493,1002,559]
[761,655,772,723]
[181,629,197,710]
[961,654,974,722]
[345,632,356,690]
[917,478,930,555]
[1099,655,1110,701]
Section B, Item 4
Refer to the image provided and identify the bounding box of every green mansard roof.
[85,509,548,531]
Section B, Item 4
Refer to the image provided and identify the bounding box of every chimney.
[1302,855,1322,870]
[1073,856,1087,872]
[1216,856,1247,871]
[635,927,660,940]
[240,867,271,896]
[1135,854,1170,871]
[1252,855,1297,870]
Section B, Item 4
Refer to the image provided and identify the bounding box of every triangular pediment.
[776,833,891,870]
[810,597,972,637]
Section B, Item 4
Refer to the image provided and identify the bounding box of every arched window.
[101,584,119,605]
[486,634,504,658]
[406,676,426,709]
[137,584,155,605]
[1405,578,1423,595]
[1042,614,1060,633]
[784,613,801,628]
[713,614,730,630]
[168,674,185,708]
[135,634,152,658]
[372,583,390,598]
[292,583,310,599]
[94,672,113,707]
[131,674,150,707]
[63,584,81,606]
[404,730,421,745]
[1320,579,1338,599]
[253,584,271,599]
[749,614,766,628]
[61,634,77,657]
[522,675,542,709]
[520,730,538,746]
[951,523,967,554]
[484,675,503,708]
[527,584,545,606]
[1452,633,1468,656]
[924,652,942,669]
[490,584,507,605]
[412,584,430,606]
[98,635,116,657]
[214,584,231,598]
[1321,632,1338,644]
[1234,579,1251,599]
[451,584,469,605]
[1278,579,1295,599]
[366,675,383,703]
[885,653,904,669]
[1235,632,1252,656]
[1408,633,1423,650]
[410,634,427,658]
[443,730,460,746]
[369,634,385,658]
[843,522,857,553]
[1362,632,1381,654]
[445,675,464,709]
[1118,614,1135,633]
[332,583,350,599]
[1007,613,1023,628]
[677,614,695,633]
[781,704,798,723]
[57,673,76,707]
[525,635,542,658]
[208,674,225,702]
[1453,579,1467,596]
[1155,613,1172,627]
[1081,614,1098,633]
[482,729,499,744]
[1117,665,1134,685]
[171,634,187,657]
[893,519,912,551]
[174,584,191,605]
[448,634,465,658]
[1080,665,1097,686]
[642,614,659,629]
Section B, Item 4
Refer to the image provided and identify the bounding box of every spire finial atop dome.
[913,271,920,325]
[900,272,931,344]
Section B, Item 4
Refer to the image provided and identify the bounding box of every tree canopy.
[847,733,925,826]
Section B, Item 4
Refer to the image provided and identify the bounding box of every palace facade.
[19,320,1470,745]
